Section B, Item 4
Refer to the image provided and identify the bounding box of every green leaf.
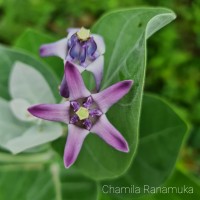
[5,122,62,154]
[10,98,36,122]
[0,98,29,150]
[10,61,55,104]
[0,164,98,200]
[0,45,60,101]
[60,8,176,180]
[99,94,188,199]
[0,97,62,154]
[99,170,200,200]
[0,54,63,154]
[14,28,64,78]
[138,170,200,200]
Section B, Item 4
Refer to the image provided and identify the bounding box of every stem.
[0,150,53,163]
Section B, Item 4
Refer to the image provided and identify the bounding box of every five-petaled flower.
[28,62,133,168]
[40,27,105,98]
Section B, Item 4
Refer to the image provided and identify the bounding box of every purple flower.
[40,27,105,98]
[28,62,133,168]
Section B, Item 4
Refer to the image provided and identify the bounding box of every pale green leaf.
[0,46,60,101]
[10,61,56,104]
[0,97,63,154]
[10,98,36,122]
[0,98,29,150]
[5,122,63,154]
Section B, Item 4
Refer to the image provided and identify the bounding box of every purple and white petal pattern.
[70,115,79,124]
[91,115,129,152]
[27,59,133,168]
[65,61,90,100]
[92,34,106,55]
[69,41,82,60]
[86,55,104,91]
[87,38,97,58]
[92,80,133,113]
[67,28,79,36]
[28,102,70,124]
[40,38,68,59]
[64,124,89,168]
[70,101,80,111]
[89,109,102,117]
[83,96,93,108]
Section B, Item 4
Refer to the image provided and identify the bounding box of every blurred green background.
[0,0,199,178]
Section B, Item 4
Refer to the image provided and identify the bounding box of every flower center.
[75,107,89,120]
[76,27,90,41]
[69,96,102,130]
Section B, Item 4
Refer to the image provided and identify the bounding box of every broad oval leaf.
[0,54,63,154]
[5,122,62,154]
[0,97,63,154]
[10,98,36,122]
[0,98,29,151]
[100,94,188,199]
[10,61,55,104]
[0,46,60,101]
[70,8,176,180]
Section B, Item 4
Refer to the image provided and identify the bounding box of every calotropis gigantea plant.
[40,27,105,98]
[0,61,62,154]
[0,7,191,200]
[28,62,133,168]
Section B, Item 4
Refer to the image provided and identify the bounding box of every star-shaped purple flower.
[40,27,105,98]
[28,62,133,168]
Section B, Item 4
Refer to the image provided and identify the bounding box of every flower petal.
[67,28,79,36]
[28,102,70,124]
[83,119,92,130]
[70,101,80,111]
[60,75,69,98]
[91,115,129,152]
[69,42,81,60]
[40,38,68,59]
[89,109,102,117]
[65,57,85,73]
[83,96,93,108]
[70,115,79,124]
[92,80,133,113]
[92,34,105,54]
[65,61,90,100]
[64,124,89,168]
[87,38,97,57]
[86,55,104,91]
[80,46,87,64]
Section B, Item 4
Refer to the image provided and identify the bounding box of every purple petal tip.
[121,143,129,153]
[39,46,46,57]
[27,106,36,116]
[64,159,73,169]
[113,134,129,153]
[121,80,134,90]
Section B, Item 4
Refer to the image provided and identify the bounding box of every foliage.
[0,1,199,199]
